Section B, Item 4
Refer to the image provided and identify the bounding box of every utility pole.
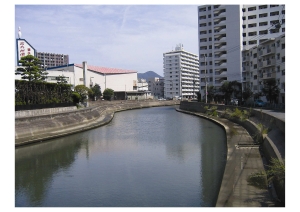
[205,54,207,103]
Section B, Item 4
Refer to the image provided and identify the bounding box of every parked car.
[254,99,266,107]
[230,99,238,106]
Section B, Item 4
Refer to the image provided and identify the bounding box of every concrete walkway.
[176,109,281,207]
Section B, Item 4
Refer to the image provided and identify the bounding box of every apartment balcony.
[261,47,276,56]
[242,76,251,82]
[215,70,227,76]
[214,36,226,43]
[263,72,276,79]
[242,56,250,62]
[214,9,226,17]
[214,28,226,34]
[242,66,250,72]
[262,59,276,67]
[214,17,226,25]
[214,44,227,50]
[214,53,227,59]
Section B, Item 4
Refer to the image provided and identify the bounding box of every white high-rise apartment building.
[242,5,285,50]
[163,44,199,99]
[198,4,285,104]
[197,5,242,100]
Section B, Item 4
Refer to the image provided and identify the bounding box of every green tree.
[207,85,216,103]
[15,55,48,82]
[220,80,242,104]
[262,78,280,103]
[56,75,67,84]
[74,85,91,102]
[219,81,234,104]
[90,84,102,100]
[71,92,81,104]
[103,88,114,100]
[242,87,253,102]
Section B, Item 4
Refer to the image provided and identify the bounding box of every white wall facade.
[198,5,242,99]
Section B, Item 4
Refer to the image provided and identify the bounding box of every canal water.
[15,106,227,207]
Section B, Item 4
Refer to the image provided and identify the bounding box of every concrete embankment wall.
[15,100,179,147]
[15,106,77,118]
[179,101,285,204]
[179,101,285,160]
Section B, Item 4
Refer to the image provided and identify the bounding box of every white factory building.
[33,61,139,100]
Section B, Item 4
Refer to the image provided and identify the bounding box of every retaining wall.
[15,106,77,118]
[179,101,285,204]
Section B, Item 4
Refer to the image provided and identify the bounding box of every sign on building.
[16,39,36,65]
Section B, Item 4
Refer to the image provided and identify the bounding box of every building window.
[282,28,285,32]
[249,40,257,45]
[242,16,246,20]
[281,57,285,62]
[270,28,280,34]
[270,11,279,16]
[199,15,206,20]
[243,41,246,45]
[259,21,268,26]
[242,8,245,12]
[242,33,246,37]
[259,5,268,9]
[282,69,285,75]
[208,14,211,18]
[248,6,256,11]
[270,5,279,8]
[248,15,257,20]
[281,43,285,49]
[200,31,207,35]
[248,31,257,36]
[259,30,268,35]
[199,23,207,27]
[259,13,268,18]
[208,6,211,10]
[248,23,257,28]
[242,24,246,28]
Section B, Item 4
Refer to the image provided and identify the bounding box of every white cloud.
[15,5,199,76]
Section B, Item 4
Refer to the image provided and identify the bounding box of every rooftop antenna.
[18,27,22,39]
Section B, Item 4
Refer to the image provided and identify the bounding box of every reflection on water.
[15,106,226,207]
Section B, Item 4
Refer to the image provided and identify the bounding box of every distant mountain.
[137,71,162,80]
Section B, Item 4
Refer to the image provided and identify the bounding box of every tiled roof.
[75,64,137,74]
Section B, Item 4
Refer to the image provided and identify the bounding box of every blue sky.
[15,4,200,76]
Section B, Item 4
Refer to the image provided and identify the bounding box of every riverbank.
[15,100,284,207]
[178,101,285,206]
[15,100,180,147]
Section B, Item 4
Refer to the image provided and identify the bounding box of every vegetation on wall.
[15,80,73,105]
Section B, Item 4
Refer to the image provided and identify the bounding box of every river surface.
[15,106,227,207]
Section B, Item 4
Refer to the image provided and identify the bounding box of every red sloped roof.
[75,64,137,74]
